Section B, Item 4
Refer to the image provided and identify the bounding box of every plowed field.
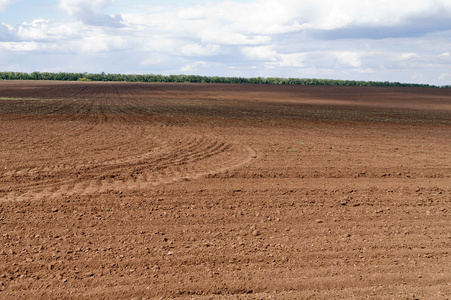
[1,81,451,299]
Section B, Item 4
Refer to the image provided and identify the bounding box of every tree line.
[0,71,441,88]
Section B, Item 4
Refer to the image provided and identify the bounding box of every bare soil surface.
[1,81,451,299]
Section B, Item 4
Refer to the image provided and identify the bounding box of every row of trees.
[0,71,440,88]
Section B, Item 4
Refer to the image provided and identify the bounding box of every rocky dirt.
[0,81,450,299]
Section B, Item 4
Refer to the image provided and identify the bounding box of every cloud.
[274,53,306,68]
[17,19,80,42]
[0,0,17,12]
[181,61,207,73]
[2,0,451,85]
[0,41,40,51]
[439,73,451,81]
[80,34,128,53]
[299,0,451,39]
[0,22,15,41]
[177,7,205,20]
[312,19,451,40]
[60,0,124,27]
[335,52,362,68]
[120,0,451,53]
[180,43,223,56]
[201,30,270,46]
[242,46,278,61]
[264,51,363,70]
[437,52,451,64]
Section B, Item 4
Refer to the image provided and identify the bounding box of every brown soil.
[1,81,450,299]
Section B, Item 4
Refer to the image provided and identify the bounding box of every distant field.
[1,81,451,299]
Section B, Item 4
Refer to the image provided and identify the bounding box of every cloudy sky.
[1,0,451,85]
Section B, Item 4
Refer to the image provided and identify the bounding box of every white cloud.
[0,41,41,51]
[2,0,451,85]
[437,52,451,64]
[144,37,177,53]
[357,68,376,74]
[180,43,223,56]
[266,51,362,69]
[80,34,128,53]
[0,0,16,12]
[275,53,307,68]
[242,46,278,61]
[140,56,166,66]
[400,53,418,60]
[60,0,123,27]
[439,73,451,81]
[335,52,362,68]
[201,30,270,45]
[288,0,449,30]
[0,22,14,41]
[17,19,80,41]
[181,61,207,73]
[177,7,205,20]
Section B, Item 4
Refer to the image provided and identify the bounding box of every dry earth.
[0,81,451,299]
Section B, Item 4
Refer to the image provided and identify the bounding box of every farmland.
[1,80,451,299]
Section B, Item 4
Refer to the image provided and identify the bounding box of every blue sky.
[1,0,451,85]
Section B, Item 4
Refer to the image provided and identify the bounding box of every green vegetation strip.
[0,71,444,88]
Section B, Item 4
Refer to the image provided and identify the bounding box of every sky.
[1,0,451,85]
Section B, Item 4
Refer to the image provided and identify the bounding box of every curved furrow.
[0,134,194,186]
[1,133,254,201]
[133,137,217,169]
[68,135,202,176]
[160,140,228,167]
[0,82,258,201]
[0,122,159,189]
